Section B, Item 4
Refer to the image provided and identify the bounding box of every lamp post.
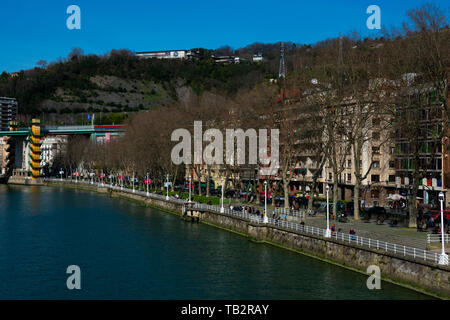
[132,172,135,193]
[263,180,268,223]
[188,174,192,203]
[166,174,170,200]
[325,184,331,237]
[146,172,150,196]
[220,177,225,213]
[59,169,64,181]
[90,172,94,184]
[438,192,449,265]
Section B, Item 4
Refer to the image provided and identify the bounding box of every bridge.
[1,121,126,181]
[0,124,126,136]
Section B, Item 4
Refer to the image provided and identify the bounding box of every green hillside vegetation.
[0,48,271,117]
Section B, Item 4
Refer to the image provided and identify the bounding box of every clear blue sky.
[0,0,448,73]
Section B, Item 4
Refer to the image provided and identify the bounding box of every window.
[372,146,380,154]
[389,175,396,183]
[389,161,395,168]
[372,161,380,169]
[371,174,380,183]
[347,160,352,168]
[328,172,332,180]
[347,173,351,181]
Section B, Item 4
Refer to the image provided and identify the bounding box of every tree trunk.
[256,181,260,205]
[283,180,290,209]
[333,180,338,217]
[353,179,360,220]
[307,180,316,210]
[408,187,418,228]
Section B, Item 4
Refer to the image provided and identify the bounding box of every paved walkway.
[303,214,429,249]
[226,199,431,250]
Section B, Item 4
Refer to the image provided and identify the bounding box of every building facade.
[136,50,193,60]
[0,97,18,131]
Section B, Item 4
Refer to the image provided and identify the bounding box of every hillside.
[0,49,272,124]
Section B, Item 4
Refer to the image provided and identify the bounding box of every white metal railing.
[274,207,306,219]
[427,233,450,243]
[45,125,94,131]
[46,178,445,265]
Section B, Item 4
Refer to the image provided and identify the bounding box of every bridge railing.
[45,178,445,265]
[44,125,95,131]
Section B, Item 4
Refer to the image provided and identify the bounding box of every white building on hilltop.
[136,50,191,60]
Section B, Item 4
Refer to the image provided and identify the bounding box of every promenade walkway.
[46,179,448,265]
[224,199,432,250]
[304,215,428,250]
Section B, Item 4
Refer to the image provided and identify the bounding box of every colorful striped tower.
[28,119,43,179]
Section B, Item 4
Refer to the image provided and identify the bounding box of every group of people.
[417,209,449,233]
[389,200,407,212]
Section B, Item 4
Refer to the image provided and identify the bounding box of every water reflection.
[0,185,433,300]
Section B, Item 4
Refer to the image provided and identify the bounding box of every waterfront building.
[0,97,18,131]
[41,136,67,169]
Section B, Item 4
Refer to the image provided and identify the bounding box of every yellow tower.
[28,119,42,180]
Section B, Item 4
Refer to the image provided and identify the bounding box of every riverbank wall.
[35,180,450,299]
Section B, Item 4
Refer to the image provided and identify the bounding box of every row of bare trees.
[52,3,448,228]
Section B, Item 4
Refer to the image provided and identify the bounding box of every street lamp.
[263,180,268,223]
[325,184,331,238]
[146,172,150,196]
[220,177,225,213]
[438,192,448,265]
[59,169,64,181]
[166,174,170,200]
[132,172,135,193]
[188,174,192,203]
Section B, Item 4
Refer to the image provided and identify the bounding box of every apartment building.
[0,97,18,131]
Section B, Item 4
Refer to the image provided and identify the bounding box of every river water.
[0,185,431,299]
